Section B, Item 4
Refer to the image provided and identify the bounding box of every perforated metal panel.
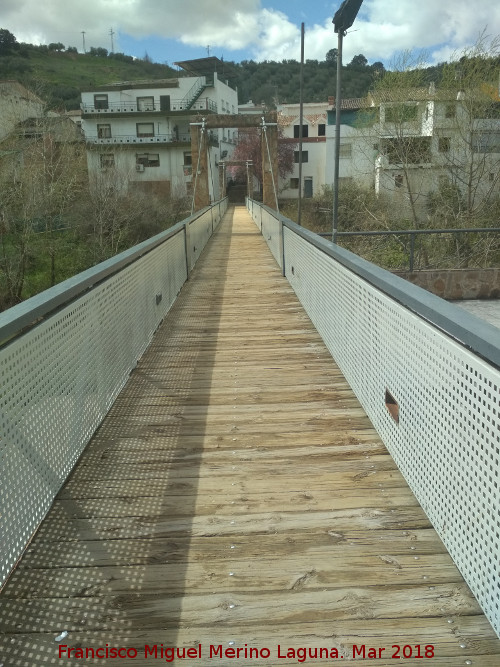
[260,208,282,267]
[281,224,500,637]
[0,201,227,587]
[247,198,262,231]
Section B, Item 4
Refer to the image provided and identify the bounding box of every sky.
[2,0,500,68]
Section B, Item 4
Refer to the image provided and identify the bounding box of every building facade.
[81,64,238,200]
[278,102,328,199]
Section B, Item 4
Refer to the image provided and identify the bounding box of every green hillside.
[0,28,445,111]
[0,41,178,109]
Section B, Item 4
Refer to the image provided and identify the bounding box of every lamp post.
[332,0,364,243]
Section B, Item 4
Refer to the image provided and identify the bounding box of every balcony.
[87,133,191,145]
[81,98,218,115]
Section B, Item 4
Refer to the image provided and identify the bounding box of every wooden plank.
[0,583,484,632]
[17,529,449,569]
[3,553,465,599]
[3,617,499,666]
[32,506,433,542]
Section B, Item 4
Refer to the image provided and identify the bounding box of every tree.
[229,127,295,187]
[89,46,108,57]
[371,61,385,77]
[48,42,65,52]
[359,50,435,228]
[0,28,18,55]
[0,105,87,306]
[432,35,500,229]
[325,48,338,66]
[349,54,368,68]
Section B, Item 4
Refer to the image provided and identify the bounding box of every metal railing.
[0,198,228,588]
[247,197,500,638]
[81,97,217,114]
[319,227,500,272]
[87,133,191,145]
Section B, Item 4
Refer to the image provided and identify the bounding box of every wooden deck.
[1,206,499,666]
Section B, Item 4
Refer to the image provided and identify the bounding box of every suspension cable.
[191,119,205,215]
[207,132,215,203]
[261,117,279,212]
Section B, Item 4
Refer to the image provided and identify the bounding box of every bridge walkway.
[1,206,499,666]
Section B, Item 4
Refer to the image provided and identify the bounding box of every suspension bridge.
[0,201,499,666]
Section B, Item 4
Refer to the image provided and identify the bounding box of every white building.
[81,59,239,200]
[277,102,328,199]
[369,86,500,220]
[324,97,374,190]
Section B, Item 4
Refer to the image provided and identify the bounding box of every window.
[438,137,451,152]
[394,173,404,188]
[136,153,160,167]
[136,123,154,138]
[383,137,431,164]
[339,143,352,158]
[97,124,111,138]
[304,177,313,198]
[294,150,308,163]
[183,152,192,175]
[318,124,325,136]
[100,153,114,168]
[385,104,418,123]
[290,178,299,189]
[94,94,109,110]
[294,124,308,138]
[445,104,456,119]
[137,96,154,111]
[473,132,500,153]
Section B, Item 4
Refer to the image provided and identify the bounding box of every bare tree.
[431,34,500,228]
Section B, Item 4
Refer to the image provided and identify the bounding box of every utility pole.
[331,0,364,243]
[297,22,305,225]
[81,31,86,54]
[109,28,115,53]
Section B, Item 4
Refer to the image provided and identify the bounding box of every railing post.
[409,233,415,272]
[280,218,286,276]
[184,221,191,278]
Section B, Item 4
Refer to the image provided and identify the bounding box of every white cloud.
[1,0,499,64]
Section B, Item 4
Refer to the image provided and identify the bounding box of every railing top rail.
[250,199,500,370]
[320,227,500,237]
[87,134,191,143]
[0,199,227,347]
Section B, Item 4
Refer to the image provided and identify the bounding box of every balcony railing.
[81,98,218,114]
[87,133,191,145]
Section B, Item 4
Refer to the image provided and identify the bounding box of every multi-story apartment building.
[369,85,500,220]
[80,59,239,200]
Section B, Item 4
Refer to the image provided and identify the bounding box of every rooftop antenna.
[81,31,86,53]
[109,28,115,53]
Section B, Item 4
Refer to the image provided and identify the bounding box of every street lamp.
[332,0,364,243]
